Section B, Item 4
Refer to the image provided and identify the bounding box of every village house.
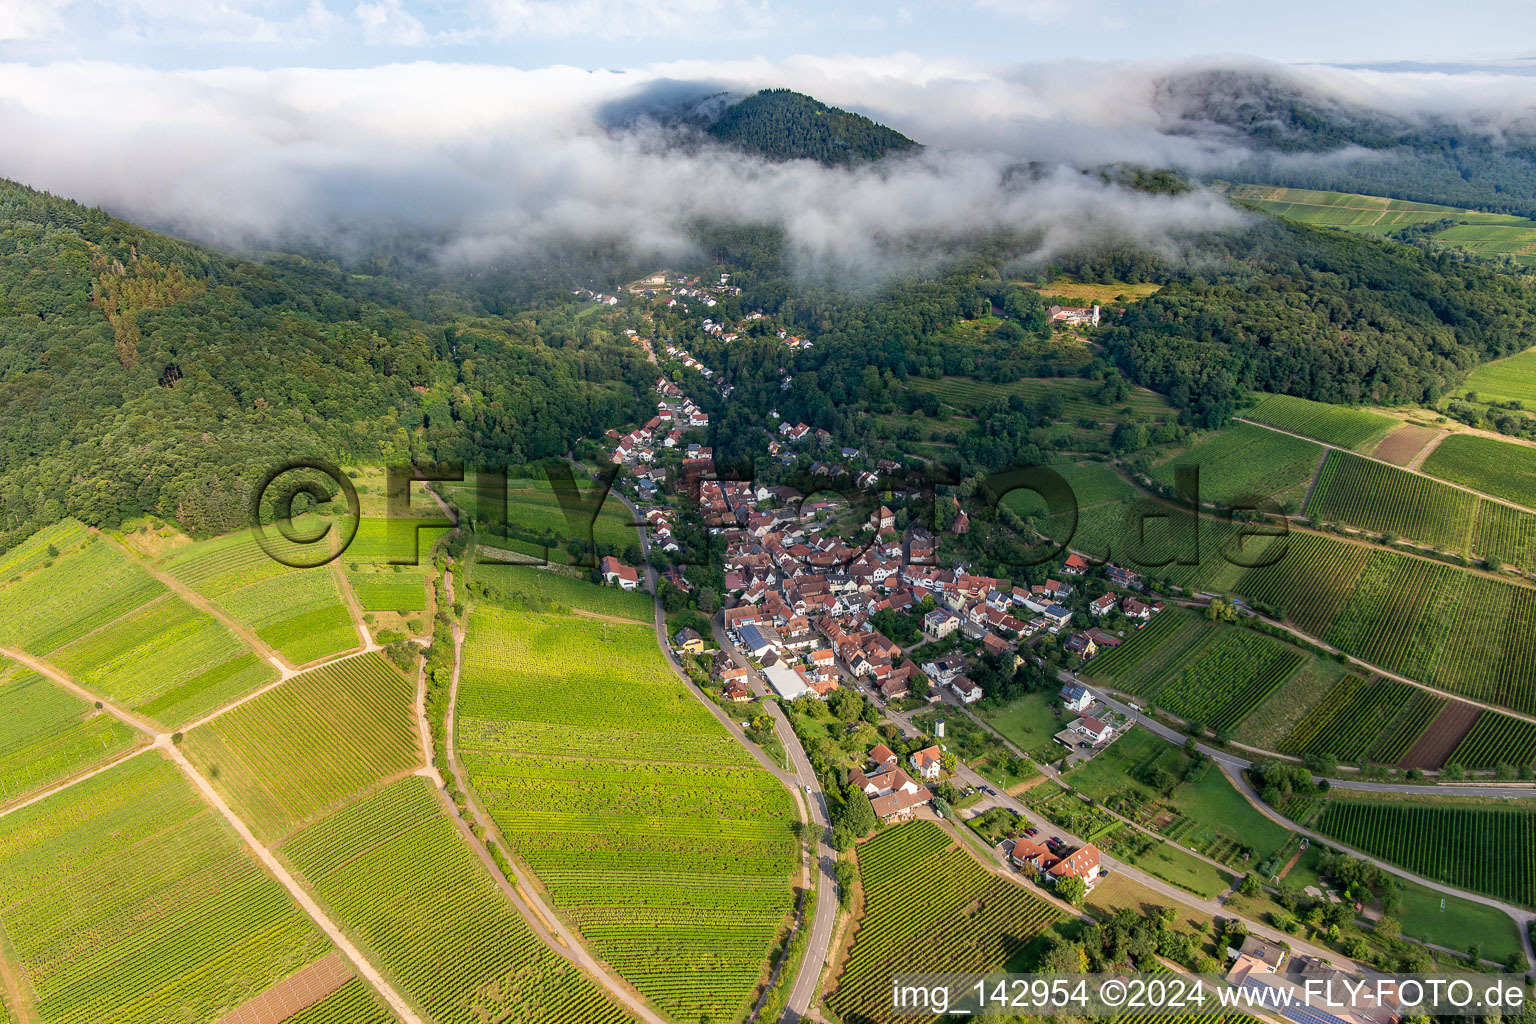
[599,555,640,590]
[1059,682,1095,712]
[1089,594,1117,617]
[924,607,959,638]
[673,628,705,654]
[1071,715,1114,746]
[910,745,944,781]
[1063,552,1090,575]
[949,675,983,704]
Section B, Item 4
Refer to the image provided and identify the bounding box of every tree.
[1055,876,1088,907]
[1040,938,1088,974]
[1239,873,1262,898]
[940,750,957,773]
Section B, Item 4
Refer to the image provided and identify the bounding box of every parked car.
[1024,827,1039,837]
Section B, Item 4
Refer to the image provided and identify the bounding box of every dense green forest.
[705,89,919,166]
[0,179,652,552]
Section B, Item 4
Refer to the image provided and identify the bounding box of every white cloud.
[0,55,1530,280]
[0,0,65,40]
[355,0,428,44]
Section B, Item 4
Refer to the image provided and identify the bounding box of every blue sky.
[3,0,1535,69]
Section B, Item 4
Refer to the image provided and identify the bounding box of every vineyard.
[0,519,89,581]
[1309,798,1536,908]
[0,537,276,727]
[162,530,360,666]
[457,606,797,1022]
[1449,713,1536,769]
[1151,422,1323,507]
[280,777,632,1024]
[1135,628,1305,731]
[1425,573,1536,714]
[0,754,333,1024]
[278,978,398,1024]
[1422,433,1536,510]
[1323,551,1465,685]
[1276,676,1445,765]
[344,564,430,613]
[907,375,1172,420]
[1305,450,1477,553]
[1230,530,1370,637]
[1461,345,1536,407]
[472,563,654,622]
[826,822,1062,1024]
[183,653,420,841]
[1086,613,1304,731]
[1243,394,1397,450]
[0,661,141,806]
[440,476,639,552]
[1472,499,1536,572]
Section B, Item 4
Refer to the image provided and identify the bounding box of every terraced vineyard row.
[827,821,1061,1024]
[1138,628,1305,731]
[279,978,399,1024]
[0,661,141,806]
[1449,714,1536,769]
[1244,394,1397,449]
[281,777,632,1024]
[1471,499,1536,571]
[1230,530,1370,637]
[457,605,797,1022]
[344,564,429,613]
[1311,798,1536,908]
[161,529,359,666]
[0,754,332,1024]
[1305,450,1477,554]
[1421,433,1536,510]
[183,653,420,841]
[1152,422,1323,507]
[1277,676,1444,765]
[0,536,276,727]
[1324,552,1465,685]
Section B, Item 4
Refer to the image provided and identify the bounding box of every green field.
[1244,394,1397,450]
[1227,184,1536,267]
[182,653,420,841]
[826,821,1061,1024]
[1460,346,1536,407]
[979,692,1067,761]
[1276,675,1446,766]
[0,657,141,807]
[161,530,359,667]
[0,520,90,582]
[1396,877,1524,963]
[1152,422,1324,508]
[1305,450,1477,553]
[457,604,796,1022]
[1086,612,1305,731]
[344,564,430,613]
[1301,796,1536,909]
[1422,433,1536,510]
[0,754,332,1024]
[1120,840,1235,899]
[441,474,639,554]
[0,536,277,727]
[280,777,631,1024]
[471,562,654,622]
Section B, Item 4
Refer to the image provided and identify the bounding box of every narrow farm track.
[330,560,380,655]
[440,576,673,1024]
[163,741,424,1024]
[0,645,158,735]
[98,529,295,673]
[1406,430,1449,471]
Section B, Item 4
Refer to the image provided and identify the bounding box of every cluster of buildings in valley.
[606,377,711,465]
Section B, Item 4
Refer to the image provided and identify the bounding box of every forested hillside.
[0,180,651,552]
[705,89,919,165]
